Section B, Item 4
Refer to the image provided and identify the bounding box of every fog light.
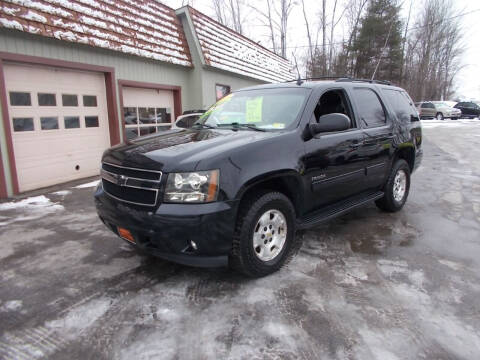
[190,240,198,250]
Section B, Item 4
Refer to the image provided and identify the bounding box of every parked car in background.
[454,102,480,119]
[415,101,460,120]
[171,110,206,129]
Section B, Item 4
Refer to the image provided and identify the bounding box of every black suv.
[454,101,480,119]
[95,79,423,277]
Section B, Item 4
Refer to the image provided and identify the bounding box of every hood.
[103,128,280,171]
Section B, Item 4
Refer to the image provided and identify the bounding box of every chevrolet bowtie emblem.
[116,174,128,186]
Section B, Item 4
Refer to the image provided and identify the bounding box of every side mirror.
[309,113,351,136]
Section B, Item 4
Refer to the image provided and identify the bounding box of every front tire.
[436,112,444,120]
[229,191,298,277]
[376,159,411,212]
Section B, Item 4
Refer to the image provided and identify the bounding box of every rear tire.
[229,191,298,277]
[376,159,411,213]
[436,112,444,120]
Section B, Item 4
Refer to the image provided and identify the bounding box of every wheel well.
[238,176,302,216]
[395,147,415,172]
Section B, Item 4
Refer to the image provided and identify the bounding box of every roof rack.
[284,76,348,84]
[335,78,392,85]
[284,76,392,86]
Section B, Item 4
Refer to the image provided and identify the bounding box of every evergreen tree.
[351,0,403,82]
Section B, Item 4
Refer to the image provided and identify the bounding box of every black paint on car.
[95,79,423,277]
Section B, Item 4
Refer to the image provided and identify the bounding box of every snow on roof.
[187,7,294,83]
[0,0,192,67]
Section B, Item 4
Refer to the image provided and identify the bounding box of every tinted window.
[139,126,157,136]
[123,107,137,124]
[65,116,80,129]
[156,108,172,124]
[383,89,416,122]
[38,93,56,106]
[176,118,188,128]
[85,116,99,128]
[138,108,155,124]
[83,95,97,107]
[352,88,386,127]
[10,92,31,106]
[62,94,78,106]
[126,127,138,140]
[40,117,59,130]
[187,115,200,127]
[421,103,429,108]
[13,117,34,131]
[216,84,231,101]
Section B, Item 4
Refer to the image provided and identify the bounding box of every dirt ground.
[1,119,480,360]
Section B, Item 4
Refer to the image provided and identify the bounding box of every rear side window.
[352,88,386,128]
[383,89,417,122]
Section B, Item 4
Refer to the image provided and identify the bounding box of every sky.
[162,0,480,100]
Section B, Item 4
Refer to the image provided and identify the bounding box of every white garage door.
[122,87,174,140]
[5,63,111,192]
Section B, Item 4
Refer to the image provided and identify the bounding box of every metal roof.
[0,0,192,67]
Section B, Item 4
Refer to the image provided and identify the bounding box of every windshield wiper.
[218,123,267,132]
[192,123,216,129]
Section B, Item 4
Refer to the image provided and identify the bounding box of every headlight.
[164,170,219,203]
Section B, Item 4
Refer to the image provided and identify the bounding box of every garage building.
[0,1,292,198]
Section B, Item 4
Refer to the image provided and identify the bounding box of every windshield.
[197,88,310,130]
[433,101,448,107]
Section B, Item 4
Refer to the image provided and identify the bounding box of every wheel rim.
[437,113,443,120]
[252,209,287,262]
[393,169,407,202]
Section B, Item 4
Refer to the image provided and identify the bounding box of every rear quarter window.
[383,89,417,122]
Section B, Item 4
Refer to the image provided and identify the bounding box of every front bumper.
[94,184,238,267]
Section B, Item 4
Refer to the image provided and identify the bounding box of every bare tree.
[404,0,464,100]
[251,0,295,58]
[229,0,243,34]
[212,0,228,25]
[212,0,244,35]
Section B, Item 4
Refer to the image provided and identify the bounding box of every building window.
[123,107,172,140]
[13,117,34,131]
[40,116,59,130]
[65,116,80,129]
[85,116,99,128]
[62,94,78,106]
[10,92,31,106]
[83,95,98,107]
[216,84,231,101]
[38,93,56,106]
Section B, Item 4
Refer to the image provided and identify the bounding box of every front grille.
[101,162,162,207]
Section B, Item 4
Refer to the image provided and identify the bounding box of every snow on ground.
[50,190,72,196]
[420,118,479,128]
[74,180,100,189]
[0,195,64,226]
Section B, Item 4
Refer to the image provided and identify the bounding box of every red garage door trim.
[118,79,182,141]
[0,51,120,196]
[0,145,6,198]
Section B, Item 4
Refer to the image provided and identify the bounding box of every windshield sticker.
[246,97,263,123]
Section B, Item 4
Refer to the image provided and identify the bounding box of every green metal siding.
[201,68,265,109]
